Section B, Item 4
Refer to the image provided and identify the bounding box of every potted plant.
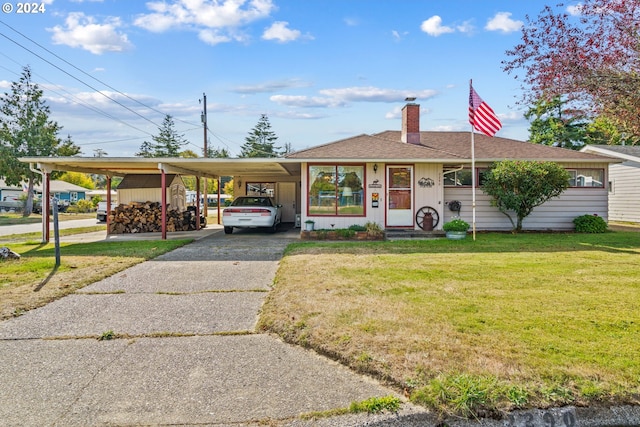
[304,220,315,231]
[442,218,470,239]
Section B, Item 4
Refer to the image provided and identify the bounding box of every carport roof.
[19,157,302,178]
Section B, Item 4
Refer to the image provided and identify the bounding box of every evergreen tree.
[239,114,281,158]
[524,96,587,149]
[0,66,81,215]
[136,115,187,157]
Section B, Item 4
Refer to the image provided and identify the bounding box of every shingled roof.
[287,131,613,163]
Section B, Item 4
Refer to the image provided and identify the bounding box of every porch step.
[384,229,446,240]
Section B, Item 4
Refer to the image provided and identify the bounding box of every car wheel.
[224,226,233,234]
[270,220,278,233]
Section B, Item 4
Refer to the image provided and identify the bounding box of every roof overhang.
[19,157,302,178]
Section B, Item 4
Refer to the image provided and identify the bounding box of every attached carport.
[19,157,302,242]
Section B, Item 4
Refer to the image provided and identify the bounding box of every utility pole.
[201,93,208,217]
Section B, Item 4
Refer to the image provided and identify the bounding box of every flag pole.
[471,125,476,241]
[470,80,476,241]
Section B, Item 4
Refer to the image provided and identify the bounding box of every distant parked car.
[222,196,282,234]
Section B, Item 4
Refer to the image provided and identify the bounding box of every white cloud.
[567,4,584,16]
[391,30,409,41]
[456,20,475,34]
[485,12,523,34]
[233,79,312,94]
[344,18,359,27]
[0,80,11,89]
[270,95,344,108]
[320,87,437,103]
[420,16,455,37]
[268,86,437,109]
[48,12,133,54]
[134,0,276,33]
[198,29,232,45]
[262,21,301,43]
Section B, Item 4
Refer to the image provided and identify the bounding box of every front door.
[276,182,297,222]
[386,166,413,227]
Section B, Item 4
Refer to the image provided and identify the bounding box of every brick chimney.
[401,99,420,144]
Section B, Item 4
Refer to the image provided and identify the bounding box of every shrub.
[364,221,384,236]
[442,218,470,232]
[335,228,356,238]
[348,224,367,232]
[573,214,607,233]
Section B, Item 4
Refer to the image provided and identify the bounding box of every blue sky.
[0,0,578,157]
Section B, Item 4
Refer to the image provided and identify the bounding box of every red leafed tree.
[503,0,640,143]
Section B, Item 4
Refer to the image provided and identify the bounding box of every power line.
[0,29,162,128]
[0,20,202,130]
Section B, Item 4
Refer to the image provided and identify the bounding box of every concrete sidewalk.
[0,229,429,426]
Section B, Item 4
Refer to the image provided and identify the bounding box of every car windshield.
[232,197,273,207]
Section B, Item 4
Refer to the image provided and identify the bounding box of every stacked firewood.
[108,201,200,234]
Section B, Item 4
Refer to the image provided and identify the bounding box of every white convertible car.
[222,196,282,234]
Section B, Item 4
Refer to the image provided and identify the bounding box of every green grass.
[0,212,95,226]
[0,238,192,319]
[260,231,640,416]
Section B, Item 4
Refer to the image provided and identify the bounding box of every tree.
[58,171,95,189]
[239,114,281,158]
[481,160,570,233]
[503,0,640,143]
[0,66,81,216]
[136,115,187,157]
[524,96,587,149]
[205,146,230,158]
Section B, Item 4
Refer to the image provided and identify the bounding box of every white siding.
[608,161,640,223]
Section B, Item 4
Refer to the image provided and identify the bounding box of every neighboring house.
[580,145,640,223]
[284,102,615,231]
[0,179,25,203]
[48,180,89,205]
[0,179,88,204]
[117,174,186,211]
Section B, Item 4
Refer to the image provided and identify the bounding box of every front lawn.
[259,232,640,417]
[0,239,191,319]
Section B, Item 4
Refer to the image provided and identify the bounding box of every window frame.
[307,163,366,217]
[566,168,605,188]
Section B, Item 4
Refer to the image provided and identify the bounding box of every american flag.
[468,83,502,137]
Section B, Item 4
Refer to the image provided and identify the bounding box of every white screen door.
[386,166,413,227]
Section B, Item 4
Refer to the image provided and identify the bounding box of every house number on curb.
[504,407,577,427]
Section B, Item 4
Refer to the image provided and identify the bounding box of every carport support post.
[161,170,167,240]
[44,171,51,243]
[106,176,112,235]
[195,176,201,230]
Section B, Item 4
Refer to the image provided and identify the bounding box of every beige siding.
[444,187,608,230]
[608,161,640,223]
[300,163,385,230]
[118,176,185,210]
[414,163,444,229]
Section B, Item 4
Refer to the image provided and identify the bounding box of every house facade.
[580,145,640,224]
[21,102,617,239]
[280,102,614,231]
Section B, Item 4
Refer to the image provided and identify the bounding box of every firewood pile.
[108,201,202,234]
